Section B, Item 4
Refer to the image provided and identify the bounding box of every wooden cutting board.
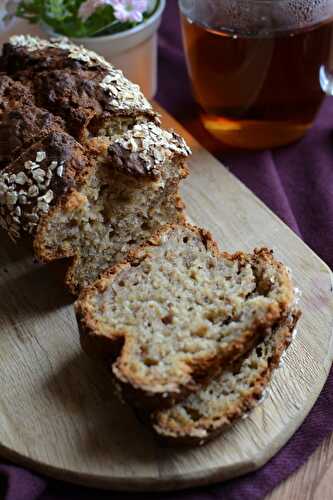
[0,107,332,492]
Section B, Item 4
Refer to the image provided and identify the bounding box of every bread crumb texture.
[153,310,300,443]
[76,224,296,408]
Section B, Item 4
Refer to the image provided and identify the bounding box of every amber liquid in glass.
[181,14,333,149]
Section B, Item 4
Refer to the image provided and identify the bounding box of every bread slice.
[75,223,296,410]
[151,310,300,445]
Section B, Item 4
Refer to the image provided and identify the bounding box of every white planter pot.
[41,0,166,99]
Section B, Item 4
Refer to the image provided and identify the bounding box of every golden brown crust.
[115,325,268,411]
[75,223,296,410]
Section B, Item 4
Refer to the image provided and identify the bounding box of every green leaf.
[44,0,71,21]
[81,5,117,37]
[16,0,43,20]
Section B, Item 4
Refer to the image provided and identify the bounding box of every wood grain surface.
[0,104,332,492]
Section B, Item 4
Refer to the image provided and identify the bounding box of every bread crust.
[0,74,34,108]
[0,103,65,165]
[76,223,296,410]
[1,36,158,140]
[0,131,92,241]
[107,123,191,179]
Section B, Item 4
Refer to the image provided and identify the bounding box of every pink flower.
[78,0,113,21]
[78,0,149,23]
[110,0,148,23]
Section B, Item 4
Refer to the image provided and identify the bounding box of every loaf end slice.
[151,309,301,445]
[75,223,296,410]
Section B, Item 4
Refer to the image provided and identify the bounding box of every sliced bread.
[75,223,296,410]
[151,309,300,444]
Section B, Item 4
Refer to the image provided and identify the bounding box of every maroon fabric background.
[1,2,333,499]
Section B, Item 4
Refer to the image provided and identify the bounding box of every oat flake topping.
[0,151,63,241]
[9,35,153,114]
[114,122,192,174]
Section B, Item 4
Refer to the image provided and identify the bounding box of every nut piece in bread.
[75,223,296,410]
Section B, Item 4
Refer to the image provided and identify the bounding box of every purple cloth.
[1,2,333,499]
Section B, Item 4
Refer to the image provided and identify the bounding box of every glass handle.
[320,39,333,96]
[320,66,333,96]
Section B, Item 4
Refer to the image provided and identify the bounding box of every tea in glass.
[179,0,333,149]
